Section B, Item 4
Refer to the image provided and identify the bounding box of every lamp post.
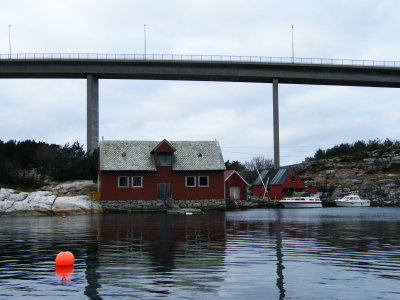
[8,25,12,59]
[144,24,147,59]
[291,25,294,63]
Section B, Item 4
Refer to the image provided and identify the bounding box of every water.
[0,208,399,300]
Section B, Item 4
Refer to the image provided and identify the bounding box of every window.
[185,176,196,187]
[118,176,129,188]
[156,153,172,166]
[199,176,209,187]
[291,176,296,182]
[132,176,143,188]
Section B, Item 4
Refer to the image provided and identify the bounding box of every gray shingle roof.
[252,168,293,186]
[100,140,226,171]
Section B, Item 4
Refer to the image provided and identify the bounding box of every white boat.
[280,193,322,208]
[335,193,370,207]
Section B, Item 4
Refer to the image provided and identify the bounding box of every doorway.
[229,186,240,200]
[157,182,171,199]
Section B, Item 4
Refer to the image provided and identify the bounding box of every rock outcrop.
[0,188,102,216]
[293,151,400,206]
[42,180,98,195]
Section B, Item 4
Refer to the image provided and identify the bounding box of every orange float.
[55,251,75,266]
[55,265,74,278]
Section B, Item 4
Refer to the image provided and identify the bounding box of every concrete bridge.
[2,53,400,167]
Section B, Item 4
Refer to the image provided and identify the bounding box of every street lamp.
[291,25,294,63]
[144,24,147,59]
[8,25,12,59]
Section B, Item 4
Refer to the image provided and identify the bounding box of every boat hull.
[335,200,370,207]
[280,201,322,208]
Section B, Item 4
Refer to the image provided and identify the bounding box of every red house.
[224,170,249,200]
[99,139,226,201]
[252,168,316,199]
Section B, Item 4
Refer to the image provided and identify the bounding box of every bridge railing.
[0,53,399,68]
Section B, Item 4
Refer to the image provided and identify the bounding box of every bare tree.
[244,156,273,171]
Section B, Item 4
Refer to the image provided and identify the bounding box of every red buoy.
[55,251,75,266]
[55,265,74,278]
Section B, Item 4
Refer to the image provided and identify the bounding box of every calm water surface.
[0,207,399,299]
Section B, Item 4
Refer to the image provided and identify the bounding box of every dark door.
[157,183,171,199]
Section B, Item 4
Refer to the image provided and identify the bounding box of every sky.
[1,0,400,166]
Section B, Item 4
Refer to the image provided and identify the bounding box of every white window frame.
[132,176,143,188]
[198,176,209,187]
[185,176,196,187]
[118,176,129,188]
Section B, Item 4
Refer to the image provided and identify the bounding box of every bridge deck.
[1,54,400,87]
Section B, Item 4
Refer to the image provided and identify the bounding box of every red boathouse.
[99,139,226,201]
[252,168,316,199]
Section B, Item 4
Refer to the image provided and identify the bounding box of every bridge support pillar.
[273,79,280,168]
[87,74,99,153]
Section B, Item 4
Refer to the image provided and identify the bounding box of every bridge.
[2,53,400,167]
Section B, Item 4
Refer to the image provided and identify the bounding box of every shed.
[224,170,249,200]
[252,168,313,199]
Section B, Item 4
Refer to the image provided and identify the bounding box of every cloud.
[1,0,400,165]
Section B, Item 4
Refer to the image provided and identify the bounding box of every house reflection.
[91,212,227,296]
[83,209,400,299]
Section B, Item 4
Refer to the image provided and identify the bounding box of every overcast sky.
[1,0,400,165]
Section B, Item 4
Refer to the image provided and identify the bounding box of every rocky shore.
[294,151,400,206]
[0,180,102,216]
[2,157,400,216]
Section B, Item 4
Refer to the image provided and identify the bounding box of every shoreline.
[2,189,399,217]
[1,178,399,216]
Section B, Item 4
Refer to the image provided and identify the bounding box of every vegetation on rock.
[308,138,400,161]
[0,139,98,190]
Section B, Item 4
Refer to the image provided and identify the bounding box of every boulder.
[16,191,56,213]
[53,196,103,214]
[0,187,102,216]
[42,180,98,195]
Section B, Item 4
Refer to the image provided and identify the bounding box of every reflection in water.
[224,208,400,299]
[273,210,286,300]
[55,265,74,280]
[0,208,399,299]
[96,213,227,297]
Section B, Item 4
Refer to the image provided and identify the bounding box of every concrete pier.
[273,79,280,168]
[87,75,99,153]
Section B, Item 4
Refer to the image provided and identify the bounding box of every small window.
[118,176,129,188]
[291,176,296,182]
[185,176,196,187]
[156,153,172,166]
[132,176,143,188]
[199,176,209,187]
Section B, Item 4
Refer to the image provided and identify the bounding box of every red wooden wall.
[100,166,225,200]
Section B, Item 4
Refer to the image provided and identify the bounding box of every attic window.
[156,153,172,166]
[197,153,202,157]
